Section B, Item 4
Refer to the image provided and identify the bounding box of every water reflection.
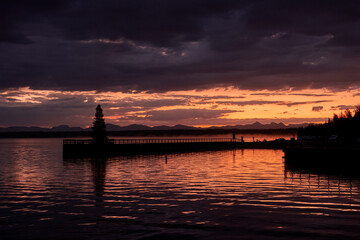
[285,160,360,196]
[63,158,107,206]
[1,138,360,239]
[91,159,106,199]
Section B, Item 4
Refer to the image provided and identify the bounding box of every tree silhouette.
[298,107,360,144]
[354,106,360,120]
[345,109,353,119]
[92,105,108,143]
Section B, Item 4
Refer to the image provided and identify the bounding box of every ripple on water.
[0,139,360,239]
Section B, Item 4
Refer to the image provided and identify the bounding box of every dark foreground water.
[0,139,360,240]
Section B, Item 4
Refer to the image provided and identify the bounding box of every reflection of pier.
[63,138,288,158]
[285,167,360,194]
[284,158,360,193]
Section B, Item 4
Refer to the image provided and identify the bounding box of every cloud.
[289,93,333,97]
[143,109,236,121]
[312,106,324,111]
[106,98,188,109]
[1,1,360,92]
[206,100,331,107]
[2,1,360,127]
[0,86,342,126]
[284,100,331,107]
[331,105,358,110]
[249,92,334,97]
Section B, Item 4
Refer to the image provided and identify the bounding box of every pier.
[63,105,291,158]
[63,138,288,158]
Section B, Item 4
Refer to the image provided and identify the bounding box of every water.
[81,133,297,142]
[0,138,359,239]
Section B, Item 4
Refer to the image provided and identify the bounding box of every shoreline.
[0,128,298,138]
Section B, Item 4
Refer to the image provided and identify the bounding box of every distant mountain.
[0,126,49,132]
[105,123,123,131]
[0,125,87,132]
[268,122,287,129]
[107,124,196,131]
[0,122,310,132]
[247,121,265,129]
[169,124,197,130]
[120,124,152,131]
[50,125,84,132]
[244,122,287,129]
[287,123,310,128]
[151,125,172,130]
[209,122,308,130]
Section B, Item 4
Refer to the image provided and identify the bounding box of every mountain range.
[0,122,309,132]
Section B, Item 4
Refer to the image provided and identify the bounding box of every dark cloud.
[1,1,360,92]
[331,105,358,110]
[312,106,323,112]
[172,95,245,100]
[283,100,331,107]
[250,93,286,96]
[250,93,334,97]
[101,98,188,109]
[213,100,281,106]
[202,100,331,107]
[289,93,334,97]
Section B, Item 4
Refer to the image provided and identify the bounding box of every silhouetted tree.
[299,106,360,144]
[92,105,108,143]
[354,106,360,120]
[345,109,353,119]
[339,112,345,119]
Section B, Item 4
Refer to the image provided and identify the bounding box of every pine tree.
[92,105,108,143]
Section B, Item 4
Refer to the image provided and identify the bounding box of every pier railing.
[63,138,239,145]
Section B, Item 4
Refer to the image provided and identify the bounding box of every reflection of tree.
[63,157,107,206]
[91,159,107,205]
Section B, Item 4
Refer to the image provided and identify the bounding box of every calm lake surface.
[0,138,360,239]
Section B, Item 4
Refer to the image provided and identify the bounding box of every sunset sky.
[1,1,360,127]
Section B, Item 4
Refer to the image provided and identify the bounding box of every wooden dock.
[63,138,288,158]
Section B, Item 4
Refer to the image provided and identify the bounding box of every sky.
[1,0,360,127]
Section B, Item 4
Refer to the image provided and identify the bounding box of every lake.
[0,138,359,239]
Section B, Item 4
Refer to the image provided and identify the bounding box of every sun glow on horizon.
[1,86,360,127]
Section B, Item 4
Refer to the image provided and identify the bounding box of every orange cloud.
[1,87,360,127]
